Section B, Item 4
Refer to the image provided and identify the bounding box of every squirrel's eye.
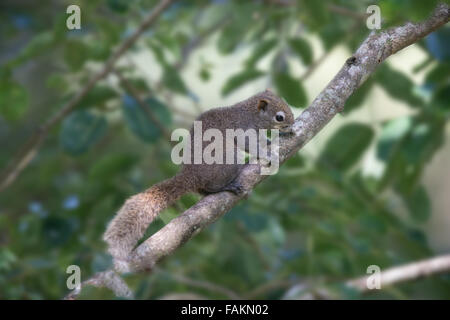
[275,114,285,122]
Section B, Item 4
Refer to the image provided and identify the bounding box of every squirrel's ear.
[257,99,268,112]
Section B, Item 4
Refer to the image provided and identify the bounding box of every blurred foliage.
[0,0,449,299]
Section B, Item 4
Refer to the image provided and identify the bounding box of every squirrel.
[103,89,294,272]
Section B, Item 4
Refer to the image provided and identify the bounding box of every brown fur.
[103,89,294,271]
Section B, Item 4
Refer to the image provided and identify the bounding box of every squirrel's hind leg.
[198,179,244,196]
[218,180,245,195]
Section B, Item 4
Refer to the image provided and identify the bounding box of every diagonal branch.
[129,3,450,273]
[66,3,449,298]
[0,0,175,193]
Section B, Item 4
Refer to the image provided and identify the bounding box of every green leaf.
[319,123,374,171]
[217,24,244,54]
[425,62,450,85]
[319,23,346,50]
[344,79,374,113]
[0,248,17,271]
[376,117,412,161]
[298,0,329,29]
[272,72,307,107]
[60,110,108,155]
[122,95,171,143]
[97,17,121,45]
[431,84,450,112]
[127,78,151,93]
[379,0,439,23]
[216,4,255,55]
[162,65,188,95]
[86,42,112,61]
[148,42,167,65]
[107,0,131,13]
[402,122,432,163]
[148,97,172,125]
[46,74,68,92]
[7,32,54,68]
[221,69,265,96]
[288,38,313,65]
[78,85,118,109]
[154,32,181,57]
[199,68,211,82]
[358,214,387,234]
[375,64,423,107]
[400,119,444,165]
[379,117,444,193]
[245,38,278,67]
[0,79,29,121]
[226,204,270,232]
[42,216,77,247]
[88,154,138,180]
[403,185,431,222]
[64,39,88,71]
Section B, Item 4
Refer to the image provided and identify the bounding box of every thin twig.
[347,253,450,292]
[327,4,370,21]
[64,270,133,300]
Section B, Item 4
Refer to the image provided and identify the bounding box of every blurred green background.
[0,0,449,299]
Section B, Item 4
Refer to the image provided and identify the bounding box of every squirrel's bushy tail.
[103,173,192,270]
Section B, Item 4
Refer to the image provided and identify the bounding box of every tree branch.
[65,270,133,300]
[347,253,450,293]
[129,3,450,272]
[66,3,449,298]
[282,253,450,299]
[0,0,175,193]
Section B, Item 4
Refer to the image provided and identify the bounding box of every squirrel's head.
[252,89,295,133]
